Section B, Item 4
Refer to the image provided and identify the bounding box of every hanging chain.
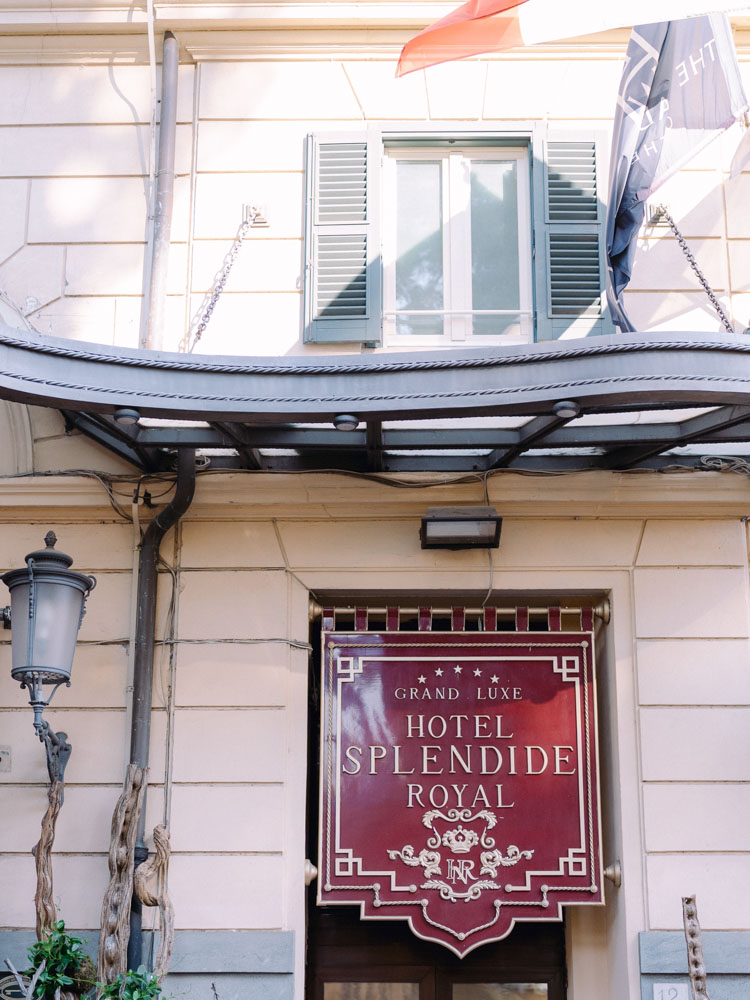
[188,201,735,348]
[187,208,259,352]
[657,205,734,335]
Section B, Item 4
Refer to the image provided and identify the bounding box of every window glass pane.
[395,160,444,336]
[470,160,520,336]
[453,985,547,1000]
[325,985,420,1000]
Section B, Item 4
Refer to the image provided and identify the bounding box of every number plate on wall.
[318,629,604,955]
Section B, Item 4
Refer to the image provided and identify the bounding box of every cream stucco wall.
[1,456,750,999]
[1,19,750,351]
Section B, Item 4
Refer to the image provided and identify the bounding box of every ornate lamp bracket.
[37,721,72,785]
[20,670,73,784]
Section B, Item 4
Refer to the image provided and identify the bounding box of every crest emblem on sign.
[388,808,534,903]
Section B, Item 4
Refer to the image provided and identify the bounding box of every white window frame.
[382,145,533,348]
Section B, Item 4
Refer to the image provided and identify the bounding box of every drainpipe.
[127,447,196,970]
[142,30,179,352]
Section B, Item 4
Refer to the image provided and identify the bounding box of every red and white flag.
[397,0,750,75]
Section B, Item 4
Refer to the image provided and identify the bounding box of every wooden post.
[31,779,63,938]
[98,765,146,984]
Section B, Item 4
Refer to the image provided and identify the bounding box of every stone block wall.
[2,468,749,998]
[1,18,750,351]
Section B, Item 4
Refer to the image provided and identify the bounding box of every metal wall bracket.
[304,860,318,886]
[38,722,71,785]
[603,860,622,888]
[243,204,269,227]
[646,202,670,227]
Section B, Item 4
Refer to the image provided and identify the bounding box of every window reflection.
[453,984,547,1000]
[325,984,421,1000]
[470,160,520,336]
[395,160,444,336]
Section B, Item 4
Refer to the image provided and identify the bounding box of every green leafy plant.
[24,920,96,1000]
[98,966,162,1000]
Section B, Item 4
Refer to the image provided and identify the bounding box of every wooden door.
[307,905,566,1000]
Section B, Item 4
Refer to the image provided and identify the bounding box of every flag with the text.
[606,15,747,331]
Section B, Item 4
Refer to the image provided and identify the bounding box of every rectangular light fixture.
[420,506,502,550]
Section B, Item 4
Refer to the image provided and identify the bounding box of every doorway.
[306,610,569,1000]
[307,904,565,1000]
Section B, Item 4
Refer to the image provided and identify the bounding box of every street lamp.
[2,531,96,782]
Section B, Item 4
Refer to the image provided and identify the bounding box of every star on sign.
[473,668,482,677]
[454,665,462,675]
[491,675,499,683]
[418,675,427,684]
[435,667,444,677]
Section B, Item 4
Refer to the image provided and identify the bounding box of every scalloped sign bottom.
[318,630,604,956]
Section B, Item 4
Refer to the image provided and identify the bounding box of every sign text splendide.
[341,706,578,811]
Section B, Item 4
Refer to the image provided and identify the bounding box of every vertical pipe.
[144,31,179,352]
[138,0,157,350]
[127,448,196,971]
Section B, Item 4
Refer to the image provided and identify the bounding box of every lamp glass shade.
[2,534,95,687]
[7,578,87,683]
[423,520,498,543]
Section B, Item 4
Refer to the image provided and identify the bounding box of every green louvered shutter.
[533,131,615,340]
[303,132,382,344]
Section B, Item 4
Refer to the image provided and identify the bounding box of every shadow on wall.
[626,163,748,334]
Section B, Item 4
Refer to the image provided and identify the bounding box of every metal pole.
[143,31,179,352]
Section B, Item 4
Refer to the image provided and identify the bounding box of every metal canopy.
[3,325,750,473]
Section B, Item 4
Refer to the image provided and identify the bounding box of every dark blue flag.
[606,15,747,332]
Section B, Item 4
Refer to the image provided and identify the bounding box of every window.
[303,128,612,347]
[382,147,532,346]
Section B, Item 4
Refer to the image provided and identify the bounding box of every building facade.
[1,5,750,1000]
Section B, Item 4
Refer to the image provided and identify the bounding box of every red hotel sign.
[318,628,603,955]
